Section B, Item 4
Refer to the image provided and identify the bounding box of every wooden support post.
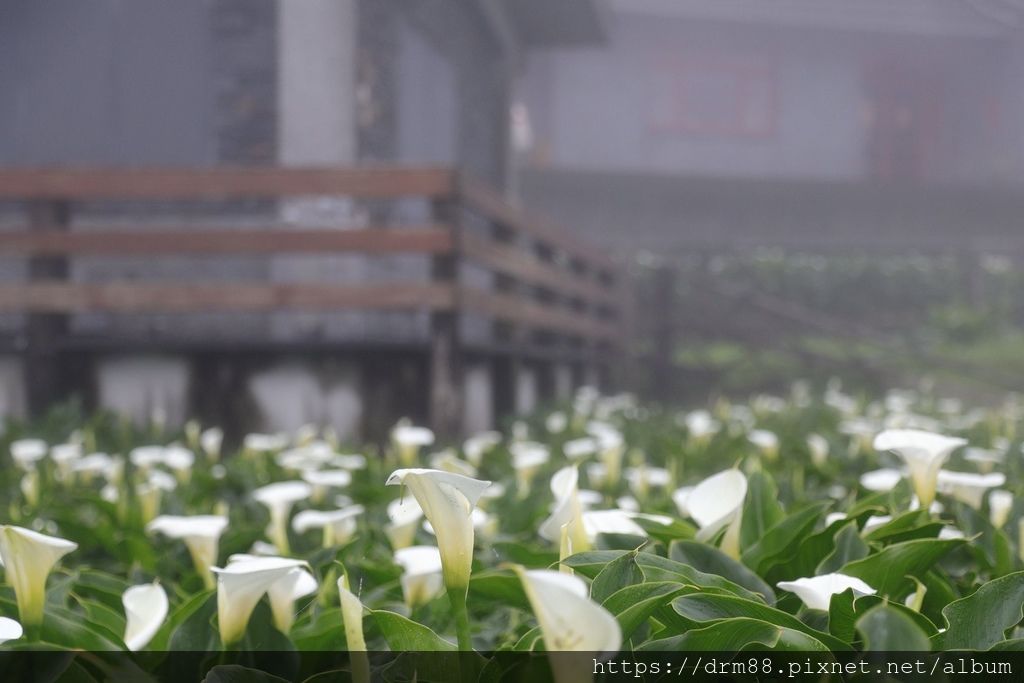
[492,353,516,422]
[25,200,71,416]
[489,214,525,423]
[651,262,677,402]
[429,198,462,438]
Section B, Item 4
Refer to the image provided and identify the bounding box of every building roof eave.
[609,0,1014,39]
[502,0,609,48]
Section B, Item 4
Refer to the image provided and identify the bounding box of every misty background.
[2,0,1024,437]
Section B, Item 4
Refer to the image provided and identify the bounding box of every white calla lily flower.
[562,437,598,462]
[478,482,506,508]
[51,442,82,481]
[300,469,352,504]
[20,469,40,507]
[581,509,647,540]
[585,462,609,489]
[122,582,169,651]
[462,431,501,467]
[859,468,904,493]
[329,453,367,470]
[825,512,848,526]
[253,481,312,555]
[293,423,319,446]
[990,490,1014,528]
[11,439,47,471]
[227,554,318,634]
[0,525,77,631]
[391,422,435,466]
[511,442,550,496]
[684,410,719,442]
[429,450,478,477]
[546,411,568,434]
[515,568,621,652]
[687,469,748,558]
[147,515,229,589]
[625,465,671,498]
[162,446,195,482]
[777,573,876,611]
[748,429,779,460]
[185,420,201,452]
[936,470,1006,509]
[248,541,280,556]
[292,506,364,547]
[964,447,1003,473]
[385,468,490,650]
[243,433,289,454]
[211,556,309,645]
[587,422,624,487]
[671,486,694,518]
[539,466,589,553]
[511,420,530,441]
[386,496,424,549]
[616,496,640,512]
[129,445,165,471]
[200,427,224,461]
[338,573,370,683]
[394,545,445,609]
[827,485,848,500]
[862,515,893,533]
[136,470,177,524]
[0,616,23,644]
[100,483,119,503]
[71,452,114,481]
[840,418,879,455]
[423,508,496,541]
[873,429,967,507]
[578,489,604,509]
[385,469,490,593]
[806,434,829,468]
[279,442,335,469]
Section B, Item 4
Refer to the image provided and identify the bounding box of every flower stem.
[23,620,41,642]
[449,588,472,651]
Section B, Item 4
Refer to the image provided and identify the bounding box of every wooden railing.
[0,166,624,432]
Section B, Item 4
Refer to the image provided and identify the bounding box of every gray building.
[0,0,608,438]
[518,0,1024,253]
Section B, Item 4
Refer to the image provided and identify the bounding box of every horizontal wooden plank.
[459,287,619,341]
[460,231,618,309]
[458,174,617,273]
[0,166,455,200]
[0,282,455,313]
[0,227,453,256]
[464,339,616,363]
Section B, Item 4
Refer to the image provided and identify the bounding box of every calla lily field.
[2,382,1024,680]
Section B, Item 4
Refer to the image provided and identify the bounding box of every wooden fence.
[0,166,624,434]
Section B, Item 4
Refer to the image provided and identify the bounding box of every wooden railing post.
[0,166,621,432]
[650,262,677,401]
[24,199,71,416]
[493,214,525,416]
[429,196,462,437]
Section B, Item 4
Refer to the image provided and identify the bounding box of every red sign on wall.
[649,56,777,138]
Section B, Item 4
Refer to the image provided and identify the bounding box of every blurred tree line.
[626,250,1024,404]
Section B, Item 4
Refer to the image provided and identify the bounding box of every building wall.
[213,0,279,165]
[0,0,527,436]
[356,0,511,186]
[522,11,1006,183]
[0,0,216,165]
[0,0,280,167]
